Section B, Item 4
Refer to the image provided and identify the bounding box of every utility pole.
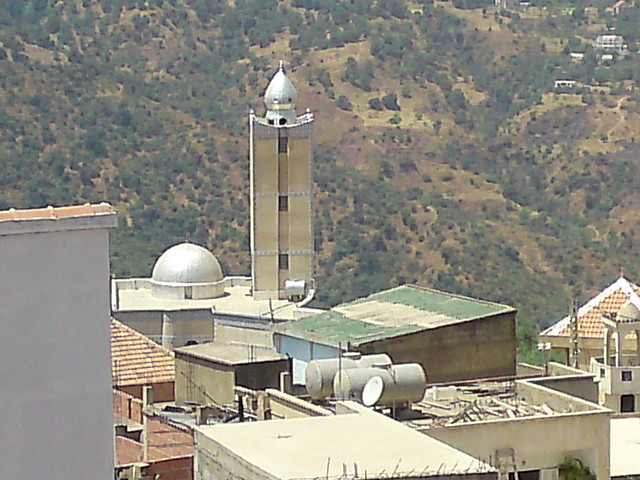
[569,297,579,369]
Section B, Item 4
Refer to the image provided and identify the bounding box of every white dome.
[151,243,223,284]
[264,64,297,108]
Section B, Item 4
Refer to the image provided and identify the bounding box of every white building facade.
[0,203,117,478]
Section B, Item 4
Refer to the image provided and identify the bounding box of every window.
[278,253,289,270]
[621,394,635,413]
[278,195,288,212]
[622,370,633,382]
[278,136,288,153]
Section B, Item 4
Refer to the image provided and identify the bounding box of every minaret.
[249,62,314,300]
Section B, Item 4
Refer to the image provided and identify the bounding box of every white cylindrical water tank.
[305,353,393,399]
[333,363,427,407]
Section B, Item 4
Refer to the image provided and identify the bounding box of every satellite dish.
[362,375,384,407]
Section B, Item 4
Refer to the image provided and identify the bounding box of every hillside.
[2,0,640,359]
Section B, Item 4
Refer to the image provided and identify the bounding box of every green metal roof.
[274,284,515,347]
[357,285,511,319]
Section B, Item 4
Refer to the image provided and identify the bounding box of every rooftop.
[401,380,554,429]
[115,416,194,466]
[195,403,495,479]
[114,281,300,319]
[610,416,640,477]
[0,202,117,235]
[399,378,607,430]
[174,342,286,366]
[111,318,175,387]
[541,276,640,339]
[274,284,515,347]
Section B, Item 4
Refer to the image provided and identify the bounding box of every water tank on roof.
[304,353,392,400]
[333,363,427,408]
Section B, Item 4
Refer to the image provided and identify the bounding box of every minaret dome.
[264,61,298,125]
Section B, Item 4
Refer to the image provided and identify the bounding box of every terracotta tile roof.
[0,202,115,222]
[111,319,175,387]
[541,277,640,339]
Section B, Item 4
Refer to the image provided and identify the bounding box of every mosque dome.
[618,299,640,321]
[264,63,298,109]
[151,243,223,285]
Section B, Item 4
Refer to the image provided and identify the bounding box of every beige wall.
[527,363,599,403]
[289,196,311,250]
[422,382,610,480]
[358,313,516,383]
[250,118,313,300]
[195,430,273,480]
[289,138,310,191]
[214,324,274,347]
[175,355,290,407]
[175,355,236,406]
[114,309,215,347]
[253,138,278,192]
[118,381,175,403]
[236,360,290,391]
[263,389,331,419]
[424,412,609,480]
[254,196,278,252]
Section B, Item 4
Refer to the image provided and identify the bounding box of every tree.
[368,97,384,111]
[382,93,400,111]
[335,94,353,111]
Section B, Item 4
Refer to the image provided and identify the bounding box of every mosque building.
[112,64,518,386]
[111,64,321,349]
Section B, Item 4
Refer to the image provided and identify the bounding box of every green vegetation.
[1,0,640,362]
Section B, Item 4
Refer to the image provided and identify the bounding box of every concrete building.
[409,377,611,480]
[249,62,315,300]
[193,401,497,480]
[594,34,628,55]
[0,203,117,478]
[174,342,290,406]
[111,318,176,402]
[540,276,640,370]
[590,299,640,413]
[274,284,517,384]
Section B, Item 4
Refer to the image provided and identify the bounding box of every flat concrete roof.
[611,416,640,477]
[404,380,560,428]
[174,342,286,366]
[0,202,117,235]
[115,283,300,319]
[196,405,495,479]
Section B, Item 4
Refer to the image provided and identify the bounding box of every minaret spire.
[263,63,298,125]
